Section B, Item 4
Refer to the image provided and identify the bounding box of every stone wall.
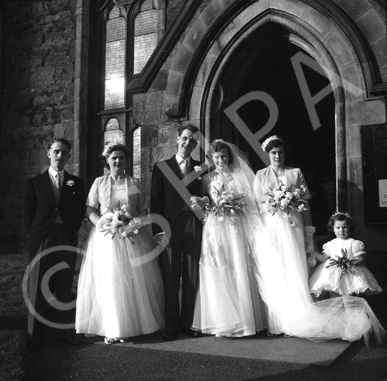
[0,0,76,250]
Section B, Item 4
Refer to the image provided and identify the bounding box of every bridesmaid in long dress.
[191,140,267,337]
[75,143,164,344]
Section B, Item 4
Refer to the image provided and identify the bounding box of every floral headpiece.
[102,140,124,158]
[331,211,352,220]
[261,135,283,152]
[213,139,225,144]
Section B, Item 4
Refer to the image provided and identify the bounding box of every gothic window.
[104,5,126,110]
[99,0,165,174]
[133,0,162,74]
[104,118,124,145]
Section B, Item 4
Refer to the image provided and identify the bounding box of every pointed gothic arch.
[163,0,384,211]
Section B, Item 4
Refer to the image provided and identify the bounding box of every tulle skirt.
[309,261,383,296]
[254,210,385,344]
[192,214,267,337]
[75,226,165,339]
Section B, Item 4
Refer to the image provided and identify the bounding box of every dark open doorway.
[210,24,335,238]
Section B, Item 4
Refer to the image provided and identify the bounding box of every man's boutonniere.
[66,180,75,187]
[194,166,202,172]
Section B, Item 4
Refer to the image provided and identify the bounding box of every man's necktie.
[180,159,189,177]
[55,173,62,191]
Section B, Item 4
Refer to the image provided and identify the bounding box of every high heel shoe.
[104,337,116,345]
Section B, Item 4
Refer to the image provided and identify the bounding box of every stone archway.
[164,0,381,211]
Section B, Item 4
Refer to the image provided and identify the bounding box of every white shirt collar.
[49,167,65,182]
[176,154,190,165]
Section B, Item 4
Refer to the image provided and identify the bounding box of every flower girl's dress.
[76,175,164,340]
[309,238,383,296]
[191,172,267,337]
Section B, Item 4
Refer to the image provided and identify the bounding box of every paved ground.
[22,328,387,381]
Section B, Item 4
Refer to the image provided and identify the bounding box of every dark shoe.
[163,332,177,341]
[180,327,202,338]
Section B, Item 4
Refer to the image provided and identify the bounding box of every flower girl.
[309,212,383,297]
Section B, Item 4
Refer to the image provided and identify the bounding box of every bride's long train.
[253,211,385,345]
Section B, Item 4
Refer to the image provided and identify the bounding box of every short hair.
[101,143,130,169]
[209,140,234,164]
[264,137,285,153]
[48,138,71,152]
[177,124,199,136]
[327,211,354,232]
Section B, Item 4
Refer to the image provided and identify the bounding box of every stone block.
[302,6,334,38]
[200,0,226,29]
[346,99,386,126]
[189,85,205,121]
[163,95,180,117]
[142,124,158,147]
[213,22,239,53]
[330,0,371,22]
[142,146,152,172]
[164,70,184,99]
[339,62,364,102]
[357,8,386,43]
[325,30,355,69]
[171,44,194,73]
[370,36,387,81]
[346,124,362,158]
[232,0,269,31]
[158,124,173,147]
[133,91,164,125]
[150,68,169,91]
[270,0,308,18]
[184,18,207,52]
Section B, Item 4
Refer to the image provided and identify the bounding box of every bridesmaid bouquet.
[204,183,246,223]
[264,181,307,226]
[97,204,142,243]
[325,248,357,279]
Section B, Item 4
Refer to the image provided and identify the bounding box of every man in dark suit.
[150,125,206,341]
[23,138,86,346]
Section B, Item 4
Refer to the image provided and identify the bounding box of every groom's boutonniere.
[66,180,75,187]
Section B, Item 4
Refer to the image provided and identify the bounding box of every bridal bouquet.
[325,249,357,279]
[263,181,307,227]
[97,204,142,243]
[204,183,246,224]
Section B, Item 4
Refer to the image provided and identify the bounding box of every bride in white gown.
[253,135,385,344]
[191,140,267,337]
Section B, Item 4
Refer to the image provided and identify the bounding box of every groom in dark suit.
[23,138,86,346]
[151,125,206,341]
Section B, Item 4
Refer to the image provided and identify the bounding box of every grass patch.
[0,253,29,380]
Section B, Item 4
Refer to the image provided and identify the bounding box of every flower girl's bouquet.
[204,183,246,224]
[325,248,357,279]
[96,204,142,243]
[264,181,307,227]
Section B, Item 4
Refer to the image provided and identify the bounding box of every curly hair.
[327,211,353,232]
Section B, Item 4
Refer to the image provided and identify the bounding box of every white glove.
[304,226,316,254]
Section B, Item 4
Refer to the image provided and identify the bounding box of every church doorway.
[209,24,336,237]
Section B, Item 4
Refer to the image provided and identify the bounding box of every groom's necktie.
[53,173,62,204]
[180,159,190,177]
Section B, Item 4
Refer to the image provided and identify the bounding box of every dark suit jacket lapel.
[43,170,57,206]
[168,156,184,180]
